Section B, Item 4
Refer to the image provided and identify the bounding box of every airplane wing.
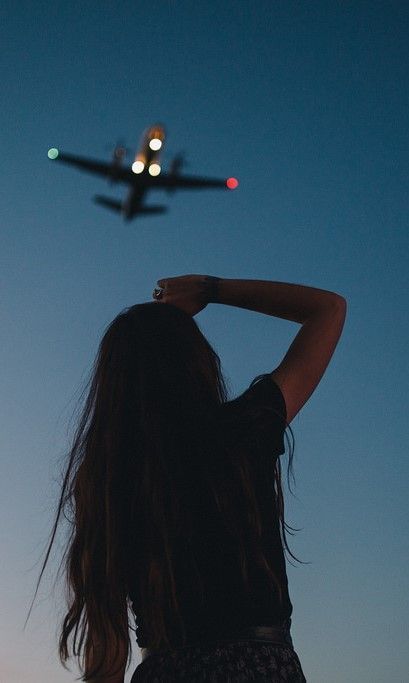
[53,152,134,183]
[150,173,227,190]
[50,152,234,190]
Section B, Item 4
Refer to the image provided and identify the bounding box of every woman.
[26,274,346,682]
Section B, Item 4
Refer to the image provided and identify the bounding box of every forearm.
[204,277,345,324]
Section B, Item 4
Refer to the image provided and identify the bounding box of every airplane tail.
[137,205,167,215]
[94,195,123,213]
[94,196,167,218]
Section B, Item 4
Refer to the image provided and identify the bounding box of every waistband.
[141,620,294,662]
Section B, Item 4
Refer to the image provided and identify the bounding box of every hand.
[153,273,211,316]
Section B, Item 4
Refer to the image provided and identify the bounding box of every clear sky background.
[1,2,408,681]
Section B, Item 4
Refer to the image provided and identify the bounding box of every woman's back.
[129,373,292,651]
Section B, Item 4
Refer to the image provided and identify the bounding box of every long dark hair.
[24,301,304,681]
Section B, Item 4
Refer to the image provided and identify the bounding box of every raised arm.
[207,277,347,424]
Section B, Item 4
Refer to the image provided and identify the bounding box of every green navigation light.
[48,148,59,159]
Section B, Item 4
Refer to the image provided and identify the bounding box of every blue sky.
[1,2,408,681]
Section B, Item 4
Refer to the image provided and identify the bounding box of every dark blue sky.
[1,2,408,681]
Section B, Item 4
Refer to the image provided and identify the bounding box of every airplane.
[47,123,239,220]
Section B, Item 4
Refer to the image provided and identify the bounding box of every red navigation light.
[226,177,239,190]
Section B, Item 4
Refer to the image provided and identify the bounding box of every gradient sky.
[1,2,408,682]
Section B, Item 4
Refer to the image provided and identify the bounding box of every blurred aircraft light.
[48,148,59,159]
[226,177,239,189]
[148,163,161,176]
[149,138,162,151]
[132,161,145,174]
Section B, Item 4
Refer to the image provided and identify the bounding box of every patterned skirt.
[130,639,307,682]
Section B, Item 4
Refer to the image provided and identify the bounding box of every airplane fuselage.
[123,124,166,218]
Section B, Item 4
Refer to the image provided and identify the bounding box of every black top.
[129,373,293,648]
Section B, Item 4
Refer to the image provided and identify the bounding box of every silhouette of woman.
[25,274,346,682]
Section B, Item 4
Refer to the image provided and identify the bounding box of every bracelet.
[203,276,221,303]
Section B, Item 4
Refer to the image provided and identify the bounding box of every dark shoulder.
[239,373,287,424]
[221,373,287,456]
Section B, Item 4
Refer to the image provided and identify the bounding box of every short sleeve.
[225,373,287,457]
